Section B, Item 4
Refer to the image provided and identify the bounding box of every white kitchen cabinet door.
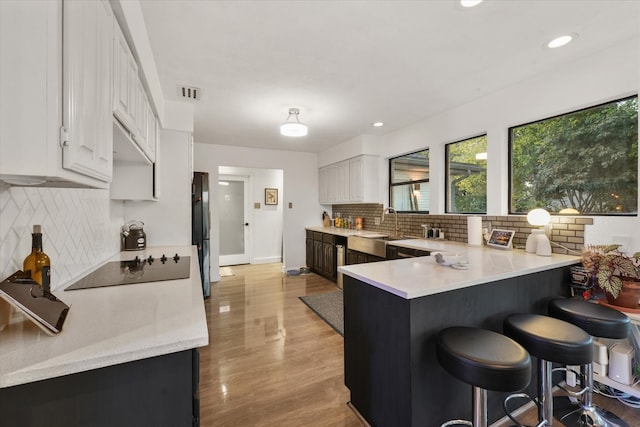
[0,0,110,189]
[349,156,363,201]
[335,160,350,202]
[113,20,138,132]
[62,0,113,183]
[133,81,149,152]
[319,163,341,204]
[146,105,157,163]
[319,166,330,204]
[350,155,379,203]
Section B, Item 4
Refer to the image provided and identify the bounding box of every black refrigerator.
[192,171,211,298]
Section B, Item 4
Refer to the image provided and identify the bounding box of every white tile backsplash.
[0,182,123,291]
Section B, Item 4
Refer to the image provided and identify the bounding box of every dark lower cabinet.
[0,349,200,427]
[305,234,314,270]
[346,248,384,265]
[386,245,430,259]
[313,239,324,273]
[305,230,345,282]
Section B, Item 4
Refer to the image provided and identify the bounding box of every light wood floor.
[199,263,640,427]
[199,263,363,426]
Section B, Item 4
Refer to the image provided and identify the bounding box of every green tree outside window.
[510,96,638,215]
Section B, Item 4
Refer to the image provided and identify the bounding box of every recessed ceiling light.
[546,34,576,49]
[460,0,483,8]
[372,122,384,127]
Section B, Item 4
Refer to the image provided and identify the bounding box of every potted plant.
[582,244,640,308]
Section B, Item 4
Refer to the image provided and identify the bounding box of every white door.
[219,175,250,266]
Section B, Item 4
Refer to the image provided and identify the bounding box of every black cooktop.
[65,255,190,291]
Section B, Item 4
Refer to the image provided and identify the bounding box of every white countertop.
[339,240,580,299]
[0,245,209,388]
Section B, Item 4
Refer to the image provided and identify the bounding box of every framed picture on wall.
[265,188,278,205]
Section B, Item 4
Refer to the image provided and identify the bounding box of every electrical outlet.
[375,217,381,225]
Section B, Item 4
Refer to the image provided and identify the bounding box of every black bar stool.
[436,326,532,427]
[548,298,631,427]
[504,314,593,426]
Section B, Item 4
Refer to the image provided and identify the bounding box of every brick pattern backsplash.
[332,203,592,255]
[0,183,123,291]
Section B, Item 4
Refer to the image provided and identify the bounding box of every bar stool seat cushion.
[437,326,531,393]
[504,314,593,365]
[548,298,630,339]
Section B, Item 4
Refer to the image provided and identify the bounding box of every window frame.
[388,149,430,214]
[445,134,488,214]
[508,95,638,216]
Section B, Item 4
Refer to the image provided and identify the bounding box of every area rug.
[299,290,343,336]
[219,267,235,277]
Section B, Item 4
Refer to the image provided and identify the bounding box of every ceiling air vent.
[178,85,202,101]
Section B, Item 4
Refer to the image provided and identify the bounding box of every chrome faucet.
[382,207,401,236]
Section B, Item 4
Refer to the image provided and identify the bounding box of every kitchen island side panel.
[344,275,412,427]
[345,267,570,427]
[0,349,198,427]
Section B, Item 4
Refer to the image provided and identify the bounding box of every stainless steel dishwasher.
[336,245,345,289]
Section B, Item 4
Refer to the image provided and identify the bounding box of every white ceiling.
[138,0,640,153]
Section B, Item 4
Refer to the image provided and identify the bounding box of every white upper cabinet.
[0,0,113,188]
[146,103,157,163]
[62,0,113,183]
[110,13,159,200]
[133,81,149,151]
[318,166,331,204]
[112,18,157,165]
[349,155,378,202]
[113,22,138,134]
[335,161,350,202]
[318,155,379,204]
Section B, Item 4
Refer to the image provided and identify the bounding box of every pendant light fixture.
[280,108,308,137]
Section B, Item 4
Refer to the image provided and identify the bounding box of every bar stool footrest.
[551,367,589,399]
[440,420,472,427]
[503,392,546,427]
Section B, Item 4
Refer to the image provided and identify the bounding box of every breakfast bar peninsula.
[339,240,579,427]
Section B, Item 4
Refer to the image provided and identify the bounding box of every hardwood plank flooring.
[199,263,363,427]
[198,263,639,427]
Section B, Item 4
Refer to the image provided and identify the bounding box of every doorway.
[218,175,250,266]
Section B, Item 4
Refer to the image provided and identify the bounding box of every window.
[389,149,429,212]
[445,135,487,213]
[510,96,638,215]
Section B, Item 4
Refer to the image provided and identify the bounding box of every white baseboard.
[251,256,282,264]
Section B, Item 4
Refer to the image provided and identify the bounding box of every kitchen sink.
[348,235,420,258]
[376,235,410,241]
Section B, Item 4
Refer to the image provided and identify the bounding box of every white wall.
[194,143,321,276]
[219,166,284,265]
[124,129,193,247]
[322,38,640,252]
[317,134,381,167]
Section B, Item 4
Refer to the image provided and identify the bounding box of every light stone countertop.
[339,240,580,299]
[0,245,209,388]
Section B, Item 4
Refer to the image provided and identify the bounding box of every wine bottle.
[23,225,51,291]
